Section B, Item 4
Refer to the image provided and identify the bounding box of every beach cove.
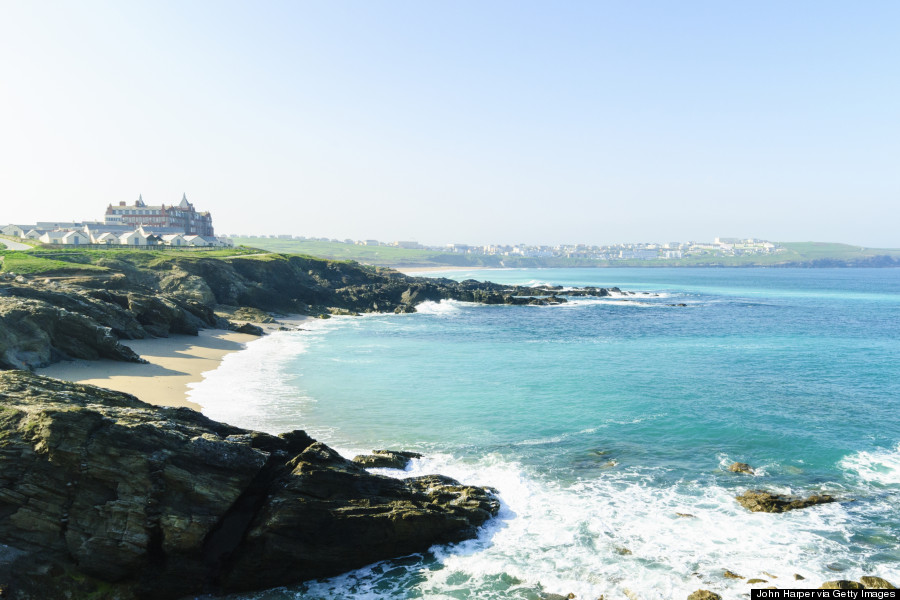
[185,267,900,599]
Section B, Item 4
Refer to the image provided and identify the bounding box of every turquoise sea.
[191,268,900,599]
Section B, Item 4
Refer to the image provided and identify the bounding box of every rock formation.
[0,371,499,599]
[735,489,838,513]
[1,254,623,371]
[352,449,423,469]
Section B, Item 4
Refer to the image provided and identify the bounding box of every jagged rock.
[1,254,624,371]
[820,581,864,589]
[675,512,696,518]
[859,577,895,589]
[747,578,767,584]
[352,449,424,469]
[728,462,755,474]
[724,570,744,579]
[735,489,838,513]
[0,297,144,369]
[794,574,806,580]
[0,371,499,599]
[687,591,721,600]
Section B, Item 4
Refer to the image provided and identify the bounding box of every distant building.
[105,194,214,236]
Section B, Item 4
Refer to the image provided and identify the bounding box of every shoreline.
[397,265,494,274]
[36,316,312,410]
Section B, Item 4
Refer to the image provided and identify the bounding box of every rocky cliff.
[0,252,620,370]
[0,371,499,599]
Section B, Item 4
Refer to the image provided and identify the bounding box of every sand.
[36,317,310,410]
[398,265,493,274]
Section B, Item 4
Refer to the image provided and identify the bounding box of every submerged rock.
[352,449,424,469]
[0,371,499,599]
[735,489,838,513]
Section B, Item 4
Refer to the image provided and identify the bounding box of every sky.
[1,1,898,247]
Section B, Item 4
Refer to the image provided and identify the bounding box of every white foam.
[412,299,465,316]
[188,320,341,434]
[272,447,898,600]
[840,443,900,486]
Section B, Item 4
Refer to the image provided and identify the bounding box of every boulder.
[353,449,424,469]
[735,489,838,513]
[859,577,895,589]
[728,462,754,474]
[0,371,499,599]
[820,581,865,589]
[233,322,264,336]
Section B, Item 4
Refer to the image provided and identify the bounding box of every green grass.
[0,251,108,275]
[0,245,269,275]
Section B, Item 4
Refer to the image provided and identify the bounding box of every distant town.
[228,235,784,261]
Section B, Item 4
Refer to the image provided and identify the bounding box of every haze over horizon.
[2,1,898,248]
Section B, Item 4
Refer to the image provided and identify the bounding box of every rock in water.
[728,462,755,474]
[0,371,499,599]
[735,489,838,512]
[352,449,424,469]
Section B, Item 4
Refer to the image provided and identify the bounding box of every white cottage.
[119,230,149,246]
[161,233,187,247]
[60,231,90,245]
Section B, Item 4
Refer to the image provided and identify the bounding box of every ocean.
[190,268,900,599]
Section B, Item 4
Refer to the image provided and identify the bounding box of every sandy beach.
[36,316,312,410]
[36,329,257,410]
[398,265,492,274]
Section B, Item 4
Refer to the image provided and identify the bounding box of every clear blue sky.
[1,1,898,246]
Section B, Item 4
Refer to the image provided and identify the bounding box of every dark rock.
[794,574,806,580]
[820,581,865,589]
[232,322,264,336]
[859,577,895,589]
[728,462,755,474]
[352,449,424,469]
[735,489,838,513]
[746,578,767,584]
[724,570,744,579]
[0,371,499,599]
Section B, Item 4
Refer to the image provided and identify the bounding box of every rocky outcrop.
[735,489,839,513]
[0,371,499,599]
[0,276,233,370]
[820,580,865,589]
[353,449,423,469]
[728,462,754,474]
[2,254,623,371]
[0,296,144,370]
[859,577,896,589]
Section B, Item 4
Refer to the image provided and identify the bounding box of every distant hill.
[229,238,900,269]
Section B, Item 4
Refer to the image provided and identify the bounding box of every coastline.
[36,316,311,410]
[397,265,493,274]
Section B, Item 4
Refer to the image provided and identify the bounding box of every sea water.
[190,268,900,599]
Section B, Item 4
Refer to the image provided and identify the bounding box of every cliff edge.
[0,371,499,599]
